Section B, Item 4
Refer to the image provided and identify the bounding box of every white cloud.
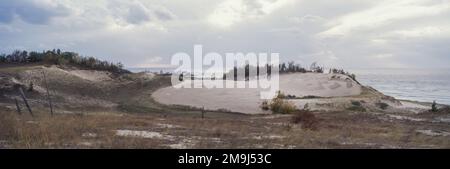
[1,0,450,69]
[207,0,293,28]
[134,56,165,68]
[299,50,342,68]
[319,0,450,38]
[391,26,447,38]
[371,53,394,59]
[289,15,325,24]
[106,0,176,28]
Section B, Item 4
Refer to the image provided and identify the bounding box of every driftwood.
[14,98,21,115]
[18,87,33,117]
[42,71,54,116]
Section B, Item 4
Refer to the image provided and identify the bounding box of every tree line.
[179,61,353,81]
[224,61,326,81]
[0,49,128,74]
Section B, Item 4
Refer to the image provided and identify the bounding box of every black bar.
[0,149,447,168]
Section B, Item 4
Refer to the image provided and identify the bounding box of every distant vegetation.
[0,49,128,74]
[431,101,438,112]
[218,61,356,81]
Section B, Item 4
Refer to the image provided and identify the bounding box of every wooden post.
[201,106,205,119]
[42,71,54,116]
[19,87,33,117]
[14,98,21,115]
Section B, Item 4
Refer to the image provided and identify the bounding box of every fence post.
[201,106,205,119]
[42,71,54,116]
[14,98,21,115]
[19,87,33,117]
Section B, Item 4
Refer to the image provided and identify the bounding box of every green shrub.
[351,100,362,107]
[347,100,366,112]
[375,102,389,110]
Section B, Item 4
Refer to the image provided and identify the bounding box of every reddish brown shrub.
[291,110,320,130]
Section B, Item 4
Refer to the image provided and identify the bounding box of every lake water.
[127,67,450,105]
[350,68,450,105]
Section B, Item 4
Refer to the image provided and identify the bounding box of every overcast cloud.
[1,0,449,69]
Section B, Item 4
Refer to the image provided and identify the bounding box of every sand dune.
[279,73,361,97]
[152,73,362,114]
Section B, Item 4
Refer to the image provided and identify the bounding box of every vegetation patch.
[347,100,366,112]
[431,101,438,112]
[262,91,297,114]
[299,95,323,99]
[375,102,389,110]
[0,49,129,74]
[269,98,297,114]
[291,109,320,130]
[351,100,362,107]
[260,101,270,111]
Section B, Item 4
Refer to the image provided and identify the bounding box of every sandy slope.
[68,70,113,82]
[280,73,361,97]
[152,73,362,114]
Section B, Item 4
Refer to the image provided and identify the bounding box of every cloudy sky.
[1,0,449,69]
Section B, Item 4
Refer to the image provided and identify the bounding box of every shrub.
[291,110,319,130]
[300,95,322,99]
[286,95,296,99]
[260,91,297,114]
[260,100,270,111]
[351,100,362,107]
[431,101,438,112]
[375,102,389,110]
[269,98,297,114]
[347,100,366,112]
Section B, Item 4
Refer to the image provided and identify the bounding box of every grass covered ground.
[1,106,449,148]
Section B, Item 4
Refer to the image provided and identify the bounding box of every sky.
[0,0,449,69]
